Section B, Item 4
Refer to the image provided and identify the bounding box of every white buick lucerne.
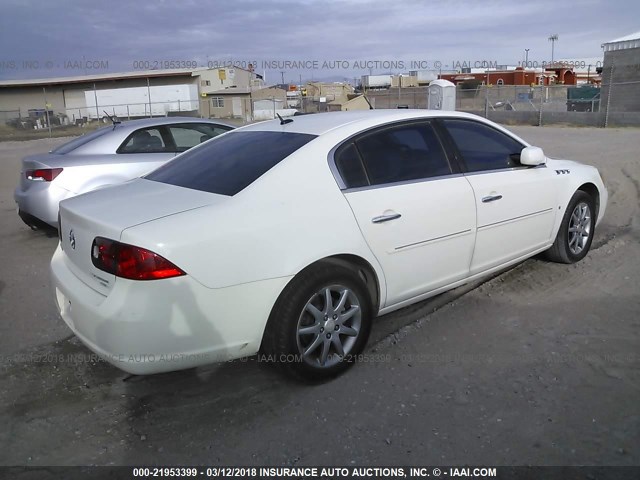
[51,110,607,380]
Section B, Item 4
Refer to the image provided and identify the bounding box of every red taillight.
[91,237,185,280]
[26,168,63,182]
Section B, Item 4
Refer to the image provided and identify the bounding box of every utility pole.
[280,71,285,85]
[484,70,490,118]
[93,83,99,120]
[299,73,303,111]
[525,48,530,66]
[146,77,152,118]
[42,87,52,137]
[548,34,558,64]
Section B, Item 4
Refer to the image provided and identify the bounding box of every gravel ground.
[0,125,638,467]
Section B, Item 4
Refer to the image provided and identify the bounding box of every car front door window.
[441,119,524,172]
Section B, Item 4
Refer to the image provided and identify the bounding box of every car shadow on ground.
[23,223,58,239]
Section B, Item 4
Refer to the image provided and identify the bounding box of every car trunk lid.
[22,152,59,170]
[58,178,223,295]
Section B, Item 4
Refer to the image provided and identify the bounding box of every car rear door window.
[146,131,316,196]
[118,127,168,153]
[334,142,369,188]
[168,123,232,152]
[441,119,524,172]
[353,122,451,186]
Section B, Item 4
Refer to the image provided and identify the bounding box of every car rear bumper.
[14,182,72,227]
[50,245,291,375]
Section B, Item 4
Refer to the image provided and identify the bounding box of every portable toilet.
[428,79,456,110]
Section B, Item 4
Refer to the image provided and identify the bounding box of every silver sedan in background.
[14,117,233,229]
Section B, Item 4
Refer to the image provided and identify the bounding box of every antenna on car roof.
[103,110,122,126]
[276,113,293,125]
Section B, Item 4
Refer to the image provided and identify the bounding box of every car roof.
[111,116,235,134]
[237,110,487,136]
[53,117,235,156]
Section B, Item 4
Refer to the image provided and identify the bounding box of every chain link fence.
[1,100,201,132]
[63,99,200,125]
[361,72,640,127]
[3,69,639,130]
[0,109,21,126]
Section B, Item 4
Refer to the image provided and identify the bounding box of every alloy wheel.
[296,284,362,368]
[568,202,591,255]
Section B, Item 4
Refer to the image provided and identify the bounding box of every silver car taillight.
[26,168,63,182]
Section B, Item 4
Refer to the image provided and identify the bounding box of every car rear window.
[145,131,316,196]
[50,126,113,154]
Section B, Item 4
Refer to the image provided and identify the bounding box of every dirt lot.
[0,125,638,467]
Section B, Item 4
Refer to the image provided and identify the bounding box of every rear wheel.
[545,190,595,263]
[262,263,373,381]
[18,210,45,230]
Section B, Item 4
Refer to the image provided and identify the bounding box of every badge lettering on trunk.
[69,229,76,249]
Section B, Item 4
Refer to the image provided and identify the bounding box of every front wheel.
[545,190,596,264]
[262,263,373,381]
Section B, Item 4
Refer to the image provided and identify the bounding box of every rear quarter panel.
[55,157,171,194]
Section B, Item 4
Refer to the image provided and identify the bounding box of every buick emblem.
[69,229,76,250]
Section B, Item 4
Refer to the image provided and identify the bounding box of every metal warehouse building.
[601,31,640,113]
[0,67,264,125]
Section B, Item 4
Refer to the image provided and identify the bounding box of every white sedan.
[51,110,607,380]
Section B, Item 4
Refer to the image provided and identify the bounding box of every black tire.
[545,190,596,264]
[18,210,43,230]
[261,263,373,381]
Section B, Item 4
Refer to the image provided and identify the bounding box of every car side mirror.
[520,146,546,166]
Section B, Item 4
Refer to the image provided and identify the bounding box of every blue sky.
[0,0,638,82]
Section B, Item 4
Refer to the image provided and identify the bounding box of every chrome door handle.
[372,213,402,223]
[482,194,503,203]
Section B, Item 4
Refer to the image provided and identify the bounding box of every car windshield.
[145,131,316,196]
[50,126,113,154]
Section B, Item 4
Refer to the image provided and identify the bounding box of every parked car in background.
[15,117,233,229]
[51,110,607,381]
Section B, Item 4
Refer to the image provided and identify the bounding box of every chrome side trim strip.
[462,164,547,177]
[478,207,554,230]
[395,229,472,251]
[343,173,464,193]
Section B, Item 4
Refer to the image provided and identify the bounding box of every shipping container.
[361,75,392,89]
[83,84,200,119]
[409,70,438,84]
